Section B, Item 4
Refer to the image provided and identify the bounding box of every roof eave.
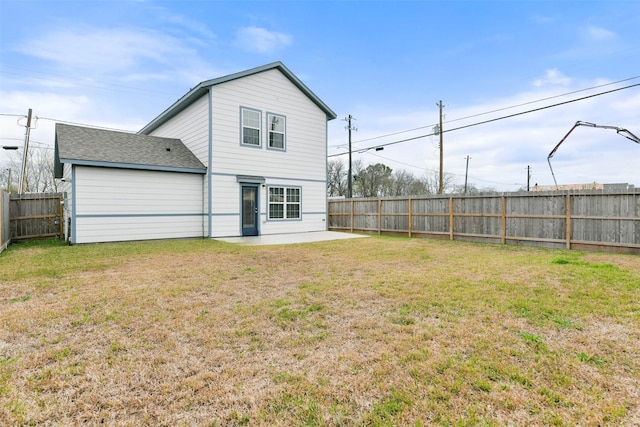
[58,158,207,174]
[139,62,336,135]
[200,62,337,120]
[138,83,209,135]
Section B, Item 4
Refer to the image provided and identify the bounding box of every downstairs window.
[268,186,300,219]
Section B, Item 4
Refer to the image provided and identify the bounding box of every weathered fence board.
[1,192,10,253]
[328,190,640,254]
[9,193,64,242]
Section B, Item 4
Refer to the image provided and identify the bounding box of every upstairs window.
[241,108,261,146]
[267,113,286,150]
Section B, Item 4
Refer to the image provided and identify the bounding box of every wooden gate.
[9,193,64,241]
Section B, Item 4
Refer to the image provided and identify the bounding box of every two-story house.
[55,62,336,244]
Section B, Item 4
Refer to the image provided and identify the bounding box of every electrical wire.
[36,117,137,133]
[363,150,523,187]
[443,75,640,125]
[1,113,137,133]
[329,75,640,148]
[442,83,639,134]
[0,138,54,149]
[328,82,640,157]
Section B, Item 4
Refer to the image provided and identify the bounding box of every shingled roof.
[54,123,205,178]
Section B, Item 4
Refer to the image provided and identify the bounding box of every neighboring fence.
[328,190,640,254]
[9,193,64,242]
[0,191,9,253]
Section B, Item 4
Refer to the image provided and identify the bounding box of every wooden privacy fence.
[0,191,9,253]
[328,190,640,254]
[9,193,64,242]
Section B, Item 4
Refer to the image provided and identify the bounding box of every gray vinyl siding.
[208,69,328,237]
[262,179,327,235]
[148,94,210,236]
[61,163,73,241]
[149,94,210,166]
[208,175,327,238]
[73,166,204,244]
[139,66,330,238]
[210,69,327,181]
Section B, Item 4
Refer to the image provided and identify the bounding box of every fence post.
[449,197,454,240]
[408,198,412,238]
[378,199,382,234]
[58,194,64,239]
[501,195,506,245]
[565,193,571,249]
[350,200,354,233]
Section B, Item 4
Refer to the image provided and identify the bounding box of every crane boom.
[547,120,640,189]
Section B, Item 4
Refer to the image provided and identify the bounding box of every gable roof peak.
[140,61,336,135]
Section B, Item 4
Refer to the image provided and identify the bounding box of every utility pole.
[527,165,531,192]
[464,155,471,194]
[344,114,357,198]
[437,101,445,194]
[19,108,33,195]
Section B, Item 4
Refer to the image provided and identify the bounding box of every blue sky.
[1,0,639,190]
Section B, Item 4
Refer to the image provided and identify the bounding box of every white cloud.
[328,76,640,191]
[16,26,192,74]
[156,9,217,43]
[585,25,616,41]
[0,91,90,165]
[532,69,572,87]
[234,26,292,53]
[11,25,226,95]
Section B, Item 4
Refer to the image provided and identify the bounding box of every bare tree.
[422,171,457,194]
[327,159,347,197]
[354,163,392,198]
[0,147,57,193]
[383,169,430,197]
[452,182,497,194]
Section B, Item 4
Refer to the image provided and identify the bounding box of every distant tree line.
[327,159,494,198]
[0,148,59,193]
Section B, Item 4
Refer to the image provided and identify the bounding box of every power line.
[35,117,137,133]
[363,150,523,187]
[329,75,640,148]
[330,123,435,148]
[1,113,138,133]
[0,138,54,149]
[328,82,640,157]
[443,75,640,125]
[442,83,639,134]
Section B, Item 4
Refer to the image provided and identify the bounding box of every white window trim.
[267,112,286,151]
[240,107,262,148]
[268,185,301,220]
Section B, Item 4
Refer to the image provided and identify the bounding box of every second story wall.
[210,69,328,182]
[148,94,210,166]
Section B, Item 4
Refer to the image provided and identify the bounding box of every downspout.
[208,88,213,238]
[324,117,329,231]
[71,165,76,244]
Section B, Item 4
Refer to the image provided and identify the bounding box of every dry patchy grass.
[0,237,639,426]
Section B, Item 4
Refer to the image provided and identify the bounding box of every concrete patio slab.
[215,231,367,246]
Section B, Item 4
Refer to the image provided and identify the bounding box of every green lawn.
[1,237,639,426]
